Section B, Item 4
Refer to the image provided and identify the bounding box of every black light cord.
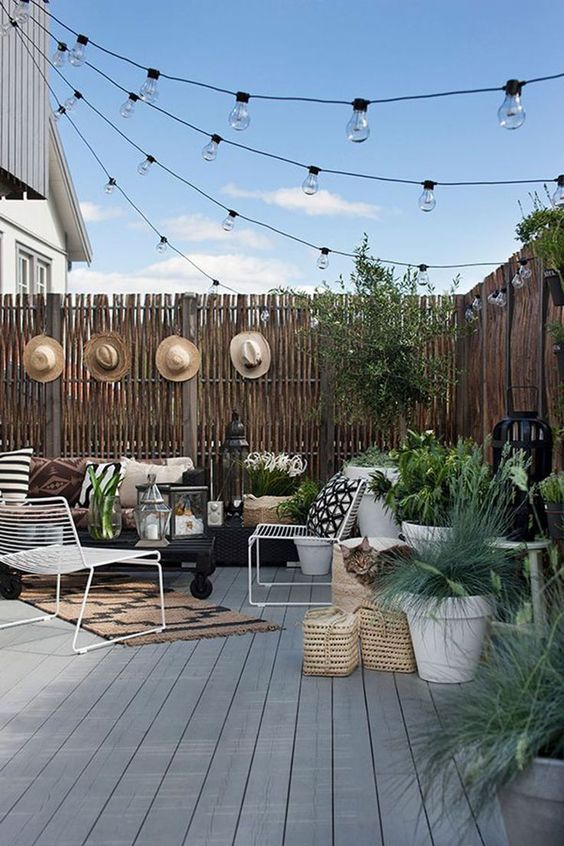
[25,0,564,106]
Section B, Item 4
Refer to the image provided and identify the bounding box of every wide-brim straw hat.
[230,331,271,379]
[23,335,64,382]
[84,332,130,382]
[156,335,201,382]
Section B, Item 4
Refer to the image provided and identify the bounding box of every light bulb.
[416,264,430,285]
[498,79,525,130]
[317,248,330,270]
[346,98,370,143]
[487,290,500,306]
[472,295,482,312]
[120,93,138,119]
[552,175,564,208]
[222,210,237,231]
[208,279,220,296]
[13,1,29,23]
[513,259,532,288]
[139,68,160,103]
[302,166,320,196]
[52,42,68,68]
[228,92,250,131]
[156,236,168,254]
[1,20,14,36]
[202,134,221,161]
[497,288,507,307]
[63,90,81,112]
[511,271,524,289]
[419,181,436,212]
[137,155,155,176]
[69,34,88,66]
[464,305,475,322]
[52,106,65,123]
[104,177,117,194]
[260,307,270,325]
[310,315,319,329]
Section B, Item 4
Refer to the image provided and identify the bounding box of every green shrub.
[277,480,321,523]
[515,199,564,287]
[346,446,394,468]
[539,472,564,504]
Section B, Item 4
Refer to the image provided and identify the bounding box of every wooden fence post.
[181,293,198,462]
[318,361,335,482]
[44,292,62,457]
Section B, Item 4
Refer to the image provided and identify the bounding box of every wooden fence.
[0,264,561,481]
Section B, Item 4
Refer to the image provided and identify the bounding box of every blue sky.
[39,0,564,295]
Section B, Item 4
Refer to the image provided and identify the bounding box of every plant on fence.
[346,445,395,468]
[515,196,564,295]
[87,466,122,541]
[547,322,564,346]
[281,238,458,430]
[243,452,307,497]
[276,479,321,523]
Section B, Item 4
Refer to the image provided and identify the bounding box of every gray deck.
[0,566,508,846]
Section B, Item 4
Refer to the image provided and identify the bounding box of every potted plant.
[276,479,320,524]
[242,451,306,527]
[547,322,564,381]
[378,490,520,683]
[515,201,564,306]
[419,600,564,845]
[275,479,333,576]
[344,446,399,537]
[539,472,564,541]
[87,466,122,541]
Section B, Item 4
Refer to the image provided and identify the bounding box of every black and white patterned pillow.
[0,448,33,500]
[78,461,124,507]
[306,472,364,538]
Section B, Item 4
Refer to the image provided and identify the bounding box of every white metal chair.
[248,477,367,607]
[0,497,166,654]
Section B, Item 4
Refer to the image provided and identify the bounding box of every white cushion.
[119,457,192,508]
[0,447,33,500]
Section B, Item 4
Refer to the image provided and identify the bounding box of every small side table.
[493,539,552,628]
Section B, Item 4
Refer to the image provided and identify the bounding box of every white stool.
[493,539,552,628]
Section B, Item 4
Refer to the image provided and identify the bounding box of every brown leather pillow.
[29,457,87,506]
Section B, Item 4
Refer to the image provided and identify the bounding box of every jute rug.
[21,573,280,645]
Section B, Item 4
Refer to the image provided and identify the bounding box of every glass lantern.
[134,473,172,547]
[220,410,249,519]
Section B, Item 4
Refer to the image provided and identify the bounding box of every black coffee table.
[79,532,216,599]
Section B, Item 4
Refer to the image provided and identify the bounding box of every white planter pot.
[294,537,333,576]
[406,595,494,683]
[401,521,452,546]
[344,465,399,538]
[498,757,564,846]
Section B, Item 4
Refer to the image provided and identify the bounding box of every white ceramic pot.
[343,465,399,538]
[406,595,494,683]
[498,757,564,846]
[401,521,452,546]
[294,537,333,576]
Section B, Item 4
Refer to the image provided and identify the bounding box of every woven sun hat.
[230,331,271,379]
[84,332,130,382]
[23,335,64,383]
[156,335,201,382]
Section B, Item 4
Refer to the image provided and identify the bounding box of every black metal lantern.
[492,386,553,540]
[220,411,249,518]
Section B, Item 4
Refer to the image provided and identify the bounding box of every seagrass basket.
[303,606,359,677]
[359,603,416,673]
[242,495,293,527]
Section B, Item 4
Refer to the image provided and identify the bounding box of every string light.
[222,210,238,231]
[12,0,29,24]
[52,104,65,122]
[119,92,139,118]
[464,305,476,322]
[498,79,525,129]
[260,307,270,324]
[63,90,82,112]
[417,264,430,285]
[156,235,168,253]
[228,92,250,131]
[317,248,330,270]
[69,34,88,66]
[346,99,370,142]
[511,258,532,288]
[207,279,221,296]
[202,134,221,161]
[302,166,320,196]
[139,68,160,103]
[52,40,67,67]
[472,294,482,312]
[104,177,117,194]
[488,288,507,307]
[552,174,564,208]
[137,154,155,175]
[419,181,436,212]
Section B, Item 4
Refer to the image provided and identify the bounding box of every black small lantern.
[492,386,553,540]
[220,411,249,518]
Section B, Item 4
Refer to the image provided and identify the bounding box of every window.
[16,246,51,295]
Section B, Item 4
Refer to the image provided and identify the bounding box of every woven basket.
[359,603,416,673]
[303,606,359,677]
[242,495,293,527]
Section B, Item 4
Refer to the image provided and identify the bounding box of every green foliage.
[515,198,564,286]
[346,446,394,468]
[87,466,121,541]
[243,452,306,497]
[539,472,564,504]
[87,465,121,501]
[547,321,564,346]
[277,479,321,523]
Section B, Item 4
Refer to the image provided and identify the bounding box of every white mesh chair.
[0,497,165,654]
[248,476,367,607]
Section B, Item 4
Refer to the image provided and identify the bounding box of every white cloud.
[79,201,123,223]
[68,251,304,294]
[222,183,382,219]
[162,213,272,250]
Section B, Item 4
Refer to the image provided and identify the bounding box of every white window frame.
[16,244,51,295]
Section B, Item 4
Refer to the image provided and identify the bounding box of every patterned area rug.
[20,573,280,645]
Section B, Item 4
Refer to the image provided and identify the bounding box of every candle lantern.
[220,411,249,518]
[492,386,553,540]
[134,473,172,547]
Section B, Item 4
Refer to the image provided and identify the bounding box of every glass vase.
[88,495,122,542]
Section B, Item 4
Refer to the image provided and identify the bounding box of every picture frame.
[168,486,208,539]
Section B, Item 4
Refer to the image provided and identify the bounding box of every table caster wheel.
[190,574,213,600]
[0,575,22,600]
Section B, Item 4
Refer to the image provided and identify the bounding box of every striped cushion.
[77,461,124,508]
[0,448,33,500]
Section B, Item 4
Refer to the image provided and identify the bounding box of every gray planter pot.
[498,757,564,846]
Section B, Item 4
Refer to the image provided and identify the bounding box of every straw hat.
[84,332,130,382]
[23,335,64,382]
[156,336,201,382]
[230,331,271,379]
